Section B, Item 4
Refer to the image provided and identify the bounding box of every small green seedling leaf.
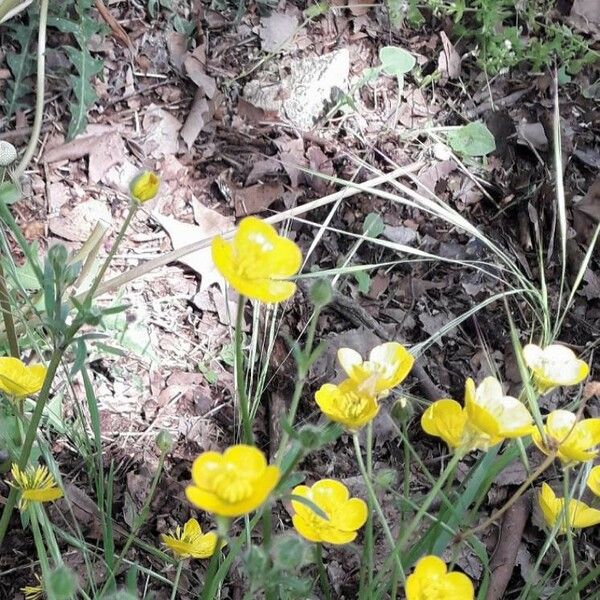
[363,212,385,238]
[354,270,371,294]
[446,122,496,157]
[379,46,416,77]
[0,182,20,205]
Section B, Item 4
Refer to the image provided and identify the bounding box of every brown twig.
[486,491,531,600]
[94,0,133,51]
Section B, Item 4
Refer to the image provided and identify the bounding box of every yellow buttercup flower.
[523,343,589,393]
[9,464,63,510]
[185,445,280,517]
[337,342,414,397]
[211,217,302,304]
[130,171,160,203]
[291,479,367,545]
[21,575,44,600]
[422,378,534,453]
[405,555,474,600]
[0,357,46,398]
[161,518,219,560]
[586,465,600,497]
[539,482,600,534]
[532,410,600,464]
[315,379,379,430]
[421,399,470,451]
[465,377,533,444]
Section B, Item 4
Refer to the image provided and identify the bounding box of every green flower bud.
[155,429,174,453]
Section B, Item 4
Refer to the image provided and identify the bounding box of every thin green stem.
[170,561,184,600]
[84,202,138,303]
[29,505,52,581]
[0,261,18,357]
[396,450,463,550]
[352,433,405,582]
[276,307,321,461]
[13,0,49,179]
[316,543,333,600]
[234,295,253,444]
[0,345,67,548]
[200,541,222,600]
[97,450,167,598]
[363,423,374,593]
[563,468,580,600]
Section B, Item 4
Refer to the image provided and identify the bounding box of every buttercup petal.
[191,452,222,489]
[312,479,350,506]
[421,399,467,449]
[339,498,368,531]
[337,348,362,378]
[224,445,267,477]
[587,465,600,497]
[292,514,322,543]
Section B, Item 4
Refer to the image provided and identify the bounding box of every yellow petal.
[312,479,350,506]
[22,488,63,503]
[368,342,414,388]
[587,465,600,497]
[319,528,357,545]
[414,555,447,578]
[183,518,202,537]
[339,497,368,531]
[224,445,267,478]
[421,399,467,449]
[337,348,362,378]
[444,571,475,597]
[191,452,223,489]
[292,514,322,542]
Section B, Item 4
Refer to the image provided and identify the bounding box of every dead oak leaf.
[152,199,233,293]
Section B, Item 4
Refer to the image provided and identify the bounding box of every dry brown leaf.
[181,89,210,150]
[88,132,127,184]
[142,104,182,158]
[234,181,284,216]
[438,31,461,80]
[259,12,299,52]
[49,199,113,242]
[152,199,233,292]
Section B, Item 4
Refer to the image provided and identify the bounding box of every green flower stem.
[170,561,184,600]
[563,468,580,600]
[84,201,138,303]
[38,505,63,567]
[352,433,405,582]
[316,543,333,600]
[29,505,52,582]
[0,261,19,357]
[276,307,322,462]
[97,449,167,598]
[234,295,253,445]
[360,423,374,594]
[0,345,67,548]
[13,0,49,179]
[395,450,462,551]
[200,541,222,600]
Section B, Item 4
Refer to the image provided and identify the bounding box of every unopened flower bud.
[155,429,173,452]
[130,171,160,203]
[0,141,17,167]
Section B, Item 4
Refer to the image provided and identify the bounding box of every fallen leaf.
[259,12,299,52]
[88,132,127,184]
[181,89,210,150]
[438,31,461,80]
[49,199,113,242]
[152,199,233,292]
[184,48,217,98]
[571,0,600,24]
[234,181,284,216]
[517,122,548,150]
[383,224,418,246]
[142,104,182,158]
[246,158,282,185]
[167,31,188,71]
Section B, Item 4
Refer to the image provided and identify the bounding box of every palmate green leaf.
[65,43,103,139]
